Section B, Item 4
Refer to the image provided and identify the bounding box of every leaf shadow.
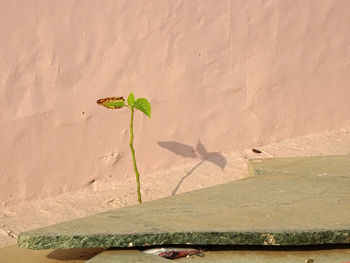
[157,141,227,195]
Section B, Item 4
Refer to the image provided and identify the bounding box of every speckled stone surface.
[18,154,350,249]
[87,246,350,263]
[248,154,350,176]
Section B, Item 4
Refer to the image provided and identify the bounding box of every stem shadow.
[157,141,227,195]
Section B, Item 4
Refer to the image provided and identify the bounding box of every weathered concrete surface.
[87,246,350,263]
[248,154,350,176]
[4,244,350,263]
[0,244,103,263]
[87,249,168,262]
[18,164,350,249]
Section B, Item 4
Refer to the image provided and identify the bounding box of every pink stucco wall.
[1,0,350,206]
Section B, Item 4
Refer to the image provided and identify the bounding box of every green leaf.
[127,92,135,106]
[134,98,151,119]
[97,97,125,109]
[104,100,125,109]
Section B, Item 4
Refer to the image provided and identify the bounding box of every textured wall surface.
[1,0,350,206]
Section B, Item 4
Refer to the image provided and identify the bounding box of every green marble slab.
[86,246,350,263]
[248,154,350,176]
[18,164,350,249]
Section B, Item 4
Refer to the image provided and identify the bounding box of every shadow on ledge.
[47,247,104,261]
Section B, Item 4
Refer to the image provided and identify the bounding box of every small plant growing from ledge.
[97,92,151,204]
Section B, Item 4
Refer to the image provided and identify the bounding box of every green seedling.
[97,92,151,204]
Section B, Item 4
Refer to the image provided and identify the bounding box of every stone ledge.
[248,154,350,176]
[18,163,350,249]
[86,246,350,263]
[18,230,350,249]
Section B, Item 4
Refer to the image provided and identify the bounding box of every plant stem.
[129,107,142,203]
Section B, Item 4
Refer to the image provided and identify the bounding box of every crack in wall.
[0,225,17,240]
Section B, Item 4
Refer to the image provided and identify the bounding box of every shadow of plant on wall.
[157,141,227,195]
